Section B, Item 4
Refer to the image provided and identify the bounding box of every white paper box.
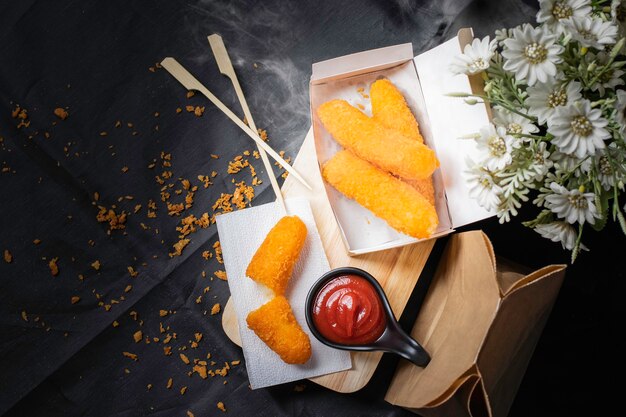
[310,28,494,255]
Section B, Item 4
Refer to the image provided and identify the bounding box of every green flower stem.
[463,93,536,121]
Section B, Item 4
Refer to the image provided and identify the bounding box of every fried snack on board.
[246,295,312,364]
[246,215,307,295]
[316,99,438,181]
[322,150,438,239]
[370,78,435,205]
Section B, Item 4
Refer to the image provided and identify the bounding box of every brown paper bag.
[385,231,566,417]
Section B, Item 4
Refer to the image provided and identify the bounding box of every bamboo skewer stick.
[160,57,312,191]
[207,34,287,213]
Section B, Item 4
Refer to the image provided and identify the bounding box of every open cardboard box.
[310,28,494,255]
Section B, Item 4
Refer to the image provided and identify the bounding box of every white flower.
[535,221,586,250]
[450,36,496,75]
[465,159,503,211]
[586,52,625,96]
[615,89,626,137]
[475,124,515,170]
[547,99,610,158]
[611,0,626,39]
[582,144,624,190]
[536,0,592,34]
[526,79,582,125]
[492,107,539,136]
[530,141,554,180]
[563,16,619,50]
[545,182,600,224]
[502,24,564,86]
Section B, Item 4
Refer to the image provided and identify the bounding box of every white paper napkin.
[216,197,352,389]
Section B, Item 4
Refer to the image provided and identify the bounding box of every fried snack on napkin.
[316,99,438,181]
[246,215,307,295]
[322,150,438,238]
[370,78,435,204]
[246,295,312,364]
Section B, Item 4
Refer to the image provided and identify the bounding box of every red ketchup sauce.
[312,274,387,345]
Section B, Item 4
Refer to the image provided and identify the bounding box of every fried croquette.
[322,150,438,239]
[246,296,312,364]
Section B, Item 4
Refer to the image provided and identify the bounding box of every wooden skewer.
[207,34,287,213]
[160,57,312,191]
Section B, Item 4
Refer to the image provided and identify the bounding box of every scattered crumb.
[217,402,226,412]
[211,303,221,315]
[91,260,101,271]
[49,258,59,276]
[71,296,80,304]
[180,386,187,395]
[21,311,28,322]
[168,238,190,258]
[187,411,194,417]
[54,108,69,120]
[166,377,173,389]
[3,249,12,263]
[214,270,227,281]
[133,330,143,343]
[112,321,119,327]
[122,351,138,361]
[159,309,168,317]
[180,353,190,364]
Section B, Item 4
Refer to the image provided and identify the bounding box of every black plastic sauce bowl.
[305,266,430,367]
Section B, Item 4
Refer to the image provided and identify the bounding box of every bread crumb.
[214,270,227,281]
[21,311,28,322]
[133,330,143,343]
[71,296,80,304]
[112,320,119,327]
[180,386,187,395]
[168,238,190,257]
[91,260,101,270]
[166,377,173,389]
[3,249,12,263]
[217,402,226,412]
[122,351,138,361]
[49,258,59,276]
[128,266,138,277]
[186,411,194,417]
[192,364,208,379]
[211,303,221,315]
[159,310,168,317]
[54,108,69,120]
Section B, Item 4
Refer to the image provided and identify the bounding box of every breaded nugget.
[246,215,307,295]
[322,150,438,239]
[370,79,435,205]
[317,99,438,181]
[246,296,312,364]
[370,78,423,143]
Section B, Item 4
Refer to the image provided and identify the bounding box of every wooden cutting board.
[221,127,435,393]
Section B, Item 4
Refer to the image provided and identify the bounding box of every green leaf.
[617,209,626,236]
[591,190,609,231]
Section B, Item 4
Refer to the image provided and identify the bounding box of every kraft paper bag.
[385,231,566,417]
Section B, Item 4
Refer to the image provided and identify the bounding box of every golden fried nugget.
[317,99,438,181]
[323,150,438,238]
[246,215,307,295]
[246,296,312,364]
[371,78,423,143]
[370,79,435,205]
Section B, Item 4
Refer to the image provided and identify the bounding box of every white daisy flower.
[465,159,503,211]
[475,124,515,170]
[611,0,626,39]
[581,144,624,190]
[450,36,497,75]
[501,24,564,86]
[563,16,619,50]
[545,182,600,224]
[535,221,586,250]
[547,99,610,158]
[492,107,539,136]
[536,0,592,34]
[615,89,626,137]
[530,141,554,180]
[526,79,582,125]
[586,51,625,96]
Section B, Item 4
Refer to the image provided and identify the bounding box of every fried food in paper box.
[370,78,435,205]
[316,99,438,181]
[246,295,312,364]
[245,215,307,295]
[322,150,438,239]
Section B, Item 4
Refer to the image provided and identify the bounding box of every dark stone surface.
[0,1,621,416]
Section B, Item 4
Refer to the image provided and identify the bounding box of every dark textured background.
[0,0,623,416]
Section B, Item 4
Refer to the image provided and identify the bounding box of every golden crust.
[245,215,307,295]
[316,100,438,181]
[371,78,423,143]
[322,150,438,239]
[246,296,312,364]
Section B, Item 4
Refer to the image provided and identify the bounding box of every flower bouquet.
[450,0,626,261]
